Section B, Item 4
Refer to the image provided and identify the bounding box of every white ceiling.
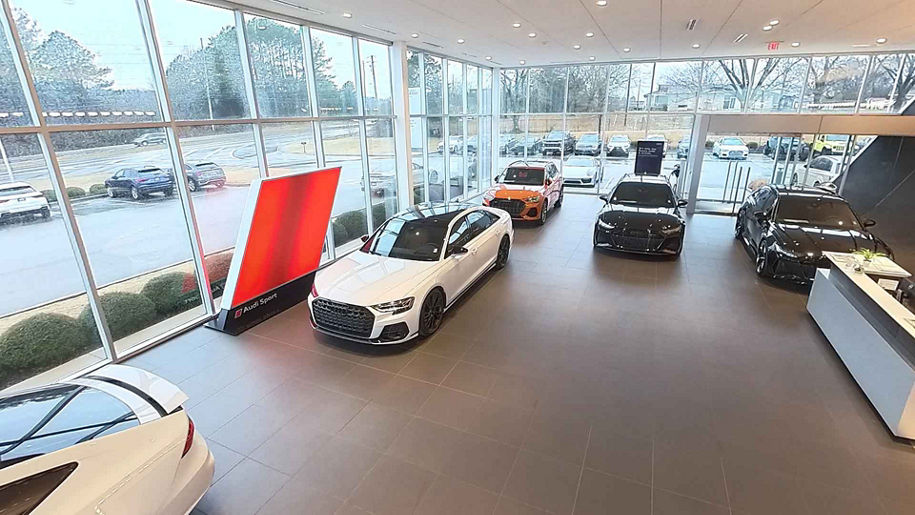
[239,0,915,67]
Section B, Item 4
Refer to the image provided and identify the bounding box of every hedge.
[140,272,202,317]
[332,209,369,247]
[67,187,86,199]
[80,291,159,342]
[41,189,56,202]
[89,184,107,195]
[0,313,94,376]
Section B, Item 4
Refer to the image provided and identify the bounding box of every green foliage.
[88,184,107,195]
[66,186,85,199]
[80,292,158,342]
[853,249,887,261]
[41,189,56,202]
[0,313,94,375]
[747,141,759,151]
[332,209,369,247]
[141,272,202,317]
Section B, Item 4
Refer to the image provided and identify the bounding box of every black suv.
[541,130,576,156]
[763,137,810,161]
[593,175,687,257]
[105,167,175,200]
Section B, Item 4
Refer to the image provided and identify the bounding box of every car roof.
[618,173,671,186]
[0,182,33,190]
[394,202,477,225]
[505,160,551,170]
[771,185,844,200]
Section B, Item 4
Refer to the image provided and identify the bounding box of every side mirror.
[360,234,370,243]
[677,199,688,207]
[451,246,468,256]
[863,219,876,228]
[599,194,609,203]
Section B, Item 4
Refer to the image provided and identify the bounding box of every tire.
[495,236,510,269]
[735,211,745,239]
[791,173,798,186]
[756,241,774,278]
[130,186,141,200]
[537,201,548,225]
[107,187,116,198]
[140,141,148,147]
[215,181,225,189]
[418,288,445,338]
[39,207,50,219]
[164,188,174,197]
[187,178,199,192]
[556,187,564,208]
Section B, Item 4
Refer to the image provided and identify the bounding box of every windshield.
[361,218,447,261]
[579,134,598,143]
[546,131,565,139]
[610,136,628,142]
[502,167,545,185]
[721,138,744,145]
[825,135,846,142]
[611,182,675,208]
[138,169,164,175]
[0,186,35,195]
[775,196,860,229]
[647,135,664,141]
[566,158,595,167]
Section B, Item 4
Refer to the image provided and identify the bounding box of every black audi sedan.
[735,185,892,282]
[593,175,687,257]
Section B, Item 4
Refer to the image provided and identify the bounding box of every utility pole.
[201,38,214,120]
[0,139,12,183]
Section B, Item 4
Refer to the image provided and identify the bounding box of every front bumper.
[563,177,597,186]
[0,199,48,216]
[307,294,419,345]
[606,147,629,157]
[769,255,826,283]
[593,225,682,255]
[484,198,543,220]
[575,147,600,156]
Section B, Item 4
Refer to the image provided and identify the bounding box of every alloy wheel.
[131,187,140,200]
[420,290,445,336]
[495,237,510,269]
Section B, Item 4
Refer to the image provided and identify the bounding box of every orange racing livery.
[483,160,563,225]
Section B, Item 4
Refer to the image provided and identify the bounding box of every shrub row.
[40,184,106,202]
[332,204,390,247]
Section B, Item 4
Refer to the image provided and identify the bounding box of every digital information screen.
[208,166,340,335]
[634,140,664,175]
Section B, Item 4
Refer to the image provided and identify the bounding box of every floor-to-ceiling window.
[0,0,397,390]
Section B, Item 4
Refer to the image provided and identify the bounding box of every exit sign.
[768,41,780,51]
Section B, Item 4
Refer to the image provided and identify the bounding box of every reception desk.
[807,252,915,439]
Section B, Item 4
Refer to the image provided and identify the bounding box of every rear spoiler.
[67,365,187,424]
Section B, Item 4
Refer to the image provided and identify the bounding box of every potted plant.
[852,249,887,272]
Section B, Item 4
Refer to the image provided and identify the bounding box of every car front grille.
[610,229,665,251]
[727,150,743,158]
[311,298,375,338]
[490,199,526,217]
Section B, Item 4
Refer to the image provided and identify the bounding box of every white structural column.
[686,114,710,215]
[491,66,501,182]
[390,41,413,211]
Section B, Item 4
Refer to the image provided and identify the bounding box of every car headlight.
[658,224,681,236]
[773,241,798,259]
[523,195,541,203]
[597,218,615,230]
[483,192,495,202]
[371,297,415,314]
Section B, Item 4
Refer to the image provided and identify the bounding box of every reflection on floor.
[128,194,915,515]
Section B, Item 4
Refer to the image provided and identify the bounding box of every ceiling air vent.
[686,19,698,31]
[733,33,748,44]
[423,41,444,49]
[360,24,397,36]
[270,0,325,15]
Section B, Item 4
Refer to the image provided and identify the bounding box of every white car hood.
[719,144,748,152]
[315,250,439,306]
[564,165,596,179]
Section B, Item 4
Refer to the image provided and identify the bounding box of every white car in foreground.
[0,365,214,514]
[309,202,513,344]
[563,156,602,187]
[0,182,50,221]
[712,137,749,160]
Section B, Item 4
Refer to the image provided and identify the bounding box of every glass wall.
[0,0,398,390]
[408,50,494,203]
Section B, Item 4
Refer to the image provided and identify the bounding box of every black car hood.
[774,223,877,256]
[599,204,682,230]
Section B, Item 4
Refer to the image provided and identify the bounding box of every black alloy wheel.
[734,211,745,239]
[419,289,445,337]
[495,236,510,269]
[756,241,773,277]
[556,187,564,208]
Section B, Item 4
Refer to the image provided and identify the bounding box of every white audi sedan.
[0,365,214,514]
[309,202,513,344]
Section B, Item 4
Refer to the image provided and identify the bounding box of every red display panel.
[228,167,340,307]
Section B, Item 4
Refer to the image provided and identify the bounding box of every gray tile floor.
[129,194,915,515]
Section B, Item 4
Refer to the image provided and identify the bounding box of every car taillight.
[310,282,318,298]
[182,416,195,458]
[138,178,148,183]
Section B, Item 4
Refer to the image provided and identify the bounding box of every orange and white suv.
[483,160,563,225]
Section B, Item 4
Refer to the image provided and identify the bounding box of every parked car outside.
[712,137,749,160]
[562,156,602,187]
[506,136,542,156]
[183,162,227,192]
[645,135,668,158]
[131,132,166,147]
[676,138,690,159]
[499,134,517,154]
[812,134,848,156]
[437,136,463,154]
[795,156,843,189]
[105,167,175,200]
[574,132,603,156]
[764,137,810,161]
[541,130,576,156]
[0,182,50,221]
[606,134,631,157]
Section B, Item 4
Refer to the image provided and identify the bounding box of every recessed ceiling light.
[411,33,419,38]
[691,43,700,48]
[769,19,779,26]
[585,32,595,38]
[519,59,526,65]
[457,38,465,44]
[342,12,352,18]
[512,22,521,28]
[528,32,537,38]
[573,44,581,50]
[596,0,608,5]
[791,41,800,47]
[762,25,773,31]
[485,56,492,60]
[876,37,888,44]
[589,56,596,61]
[622,47,631,53]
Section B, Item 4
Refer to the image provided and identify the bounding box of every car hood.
[773,224,877,257]
[487,184,545,198]
[718,144,748,152]
[598,204,682,229]
[608,141,629,147]
[563,165,596,179]
[314,251,439,306]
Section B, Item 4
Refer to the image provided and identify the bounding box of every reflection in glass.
[448,116,464,199]
[860,54,904,113]
[479,117,492,186]
[359,40,392,115]
[447,60,464,114]
[427,117,444,201]
[500,69,527,114]
[803,55,868,113]
[699,59,755,112]
[245,16,310,118]
[14,0,160,124]
[567,65,608,113]
[651,62,700,112]
[529,67,567,113]
[321,120,366,249]
[0,134,105,388]
[425,55,443,114]
[367,119,397,228]
[263,122,317,177]
[152,0,248,120]
[410,117,425,204]
[311,29,358,116]
[466,116,479,195]
[407,50,422,114]
[747,57,807,112]
[50,128,205,354]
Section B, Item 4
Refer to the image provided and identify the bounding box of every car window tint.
[483,212,500,225]
[448,216,470,248]
[467,211,491,235]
